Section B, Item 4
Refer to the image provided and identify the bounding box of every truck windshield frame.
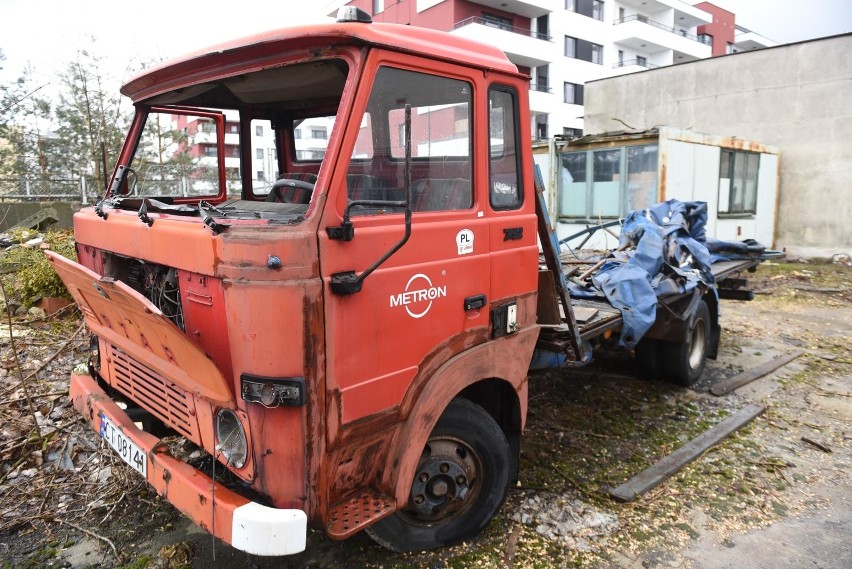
[106,55,353,221]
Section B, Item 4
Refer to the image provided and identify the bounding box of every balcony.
[610,58,661,76]
[464,0,558,19]
[529,84,555,113]
[616,0,712,27]
[734,28,778,52]
[452,17,554,68]
[612,15,711,60]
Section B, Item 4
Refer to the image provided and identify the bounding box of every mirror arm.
[329,105,414,295]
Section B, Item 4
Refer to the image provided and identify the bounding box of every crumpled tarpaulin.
[706,237,766,262]
[569,200,716,349]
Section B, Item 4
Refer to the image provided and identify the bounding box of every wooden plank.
[573,306,599,324]
[710,351,803,396]
[610,404,766,503]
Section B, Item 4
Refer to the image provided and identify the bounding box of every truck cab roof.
[122,21,522,103]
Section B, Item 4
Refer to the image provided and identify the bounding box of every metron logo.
[389,273,447,319]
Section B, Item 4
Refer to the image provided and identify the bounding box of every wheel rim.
[399,436,482,525]
[688,316,707,370]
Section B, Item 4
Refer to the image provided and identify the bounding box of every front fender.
[382,326,539,506]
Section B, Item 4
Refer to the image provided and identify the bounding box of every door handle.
[464,294,487,311]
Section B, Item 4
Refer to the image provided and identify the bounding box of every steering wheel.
[265,178,315,204]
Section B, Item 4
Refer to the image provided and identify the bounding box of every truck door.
[318,60,490,427]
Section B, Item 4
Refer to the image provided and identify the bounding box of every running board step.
[326,490,395,539]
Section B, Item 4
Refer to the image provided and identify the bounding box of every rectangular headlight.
[240,374,307,407]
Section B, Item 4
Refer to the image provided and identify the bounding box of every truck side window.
[348,66,473,214]
[488,86,522,210]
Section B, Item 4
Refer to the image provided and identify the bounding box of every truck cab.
[50,9,541,555]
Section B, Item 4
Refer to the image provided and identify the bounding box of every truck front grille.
[107,344,199,440]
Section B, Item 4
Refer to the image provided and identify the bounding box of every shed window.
[719,150,759,214]
[559,144,658,218]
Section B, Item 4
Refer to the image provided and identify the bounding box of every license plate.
[99,413,147,477]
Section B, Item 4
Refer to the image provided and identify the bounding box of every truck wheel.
[366,398,510,552]
[634,337,661,378]
[660,300,710,387]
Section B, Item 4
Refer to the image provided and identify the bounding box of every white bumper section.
[231,502,308,556]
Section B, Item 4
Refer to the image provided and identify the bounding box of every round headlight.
[215,409,248,468]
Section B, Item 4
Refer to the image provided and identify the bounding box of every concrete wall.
[0,202,79,232]
[583,33,852,258]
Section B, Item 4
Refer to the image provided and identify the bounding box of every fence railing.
[0,177,275,204]
[613,58,661,70]
[0,178,94,203]
[613,14,711,45]
[454,17,552,42]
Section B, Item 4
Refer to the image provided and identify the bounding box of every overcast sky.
[1,0,850,90]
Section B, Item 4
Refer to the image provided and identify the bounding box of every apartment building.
[334,0,775,140]
[168,112,333,193]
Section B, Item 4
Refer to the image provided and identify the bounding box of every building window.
[564,82,584,105]
[592,0,604,21]
[535,115,548,141]
[489,87,522,210]
[592,43,603,64]
[255,125,263,136]
[565,36,603,64]
[311,128,328,140]
[726,42,736,54]
[255,148,263,160]
[636,55,647,67]
[536,14,549,40]
[294,129,301,139]
[203,146,217,157]
[563,127,583,138]
[482,12,512,31]
[200,121,215,134]
[228,124,238,133]
[534,65,549,92]
[257,170,265,181]
[719,150,759,214]
[567,0,603,20]
[565,36,576,58]
[698,33,712,45]
[559,144,658,218]
[373,0,384,14]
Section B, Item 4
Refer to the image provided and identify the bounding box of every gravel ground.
[1,260,850,569]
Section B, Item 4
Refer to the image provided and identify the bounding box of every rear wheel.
[366,398,510,552]
[660,300,710,386]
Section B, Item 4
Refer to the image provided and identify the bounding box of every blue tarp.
[569,200,718,349]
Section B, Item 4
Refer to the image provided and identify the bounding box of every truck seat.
[346,174,385,201]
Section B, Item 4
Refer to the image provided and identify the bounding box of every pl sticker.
[456,229,474,256]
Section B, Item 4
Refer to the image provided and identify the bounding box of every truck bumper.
[69,371,307,556]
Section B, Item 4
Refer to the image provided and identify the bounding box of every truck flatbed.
[536,256,762,362]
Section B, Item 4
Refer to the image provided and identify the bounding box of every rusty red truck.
[48,7,765,556]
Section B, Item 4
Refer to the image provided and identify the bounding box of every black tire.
[366,398,511,552]
[634,337,661,378]
[660,300,710,386]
